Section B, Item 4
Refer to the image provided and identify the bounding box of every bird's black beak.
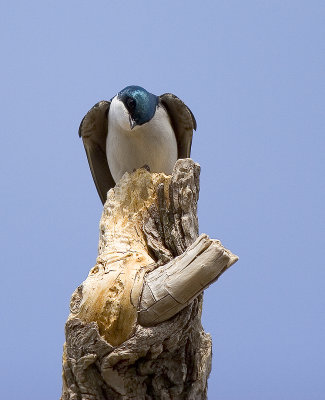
[129,116,137,130]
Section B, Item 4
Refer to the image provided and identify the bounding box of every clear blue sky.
[1,1,324,399]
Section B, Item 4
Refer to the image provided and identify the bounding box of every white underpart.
[106,97,178,183]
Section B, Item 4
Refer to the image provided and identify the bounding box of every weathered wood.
[139,234,238,326]
[61,159,238,400]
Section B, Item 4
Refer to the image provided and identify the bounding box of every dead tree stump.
[61,159,238,400]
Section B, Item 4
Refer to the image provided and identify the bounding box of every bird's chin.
[121,121,140,134]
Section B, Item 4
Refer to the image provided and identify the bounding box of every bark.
[61,159,238,400]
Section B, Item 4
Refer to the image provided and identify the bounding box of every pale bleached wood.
[61,159,238,400]
[139,234,238,326]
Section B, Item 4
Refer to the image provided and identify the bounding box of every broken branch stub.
[138,234,238,326]
[61,159,238,400]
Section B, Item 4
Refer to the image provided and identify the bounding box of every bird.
[79,85,197,204]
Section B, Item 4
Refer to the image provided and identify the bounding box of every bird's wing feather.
[79,100,115,204]
[159,93,197,158]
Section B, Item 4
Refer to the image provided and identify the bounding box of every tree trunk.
[61,159,238,400]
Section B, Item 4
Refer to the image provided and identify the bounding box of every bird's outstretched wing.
[79,101,115,204]
[159,93,197,158]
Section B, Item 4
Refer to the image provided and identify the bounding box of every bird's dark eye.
[126,97,136,110]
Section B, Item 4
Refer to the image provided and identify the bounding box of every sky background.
[1,1,324,399]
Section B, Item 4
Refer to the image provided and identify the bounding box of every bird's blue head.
[117,85,158,129]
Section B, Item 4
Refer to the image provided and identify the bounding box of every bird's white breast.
[106,97,178,183]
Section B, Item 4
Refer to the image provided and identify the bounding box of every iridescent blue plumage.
[117,85,158,127]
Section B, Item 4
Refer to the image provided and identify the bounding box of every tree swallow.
[79,85,197,204]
